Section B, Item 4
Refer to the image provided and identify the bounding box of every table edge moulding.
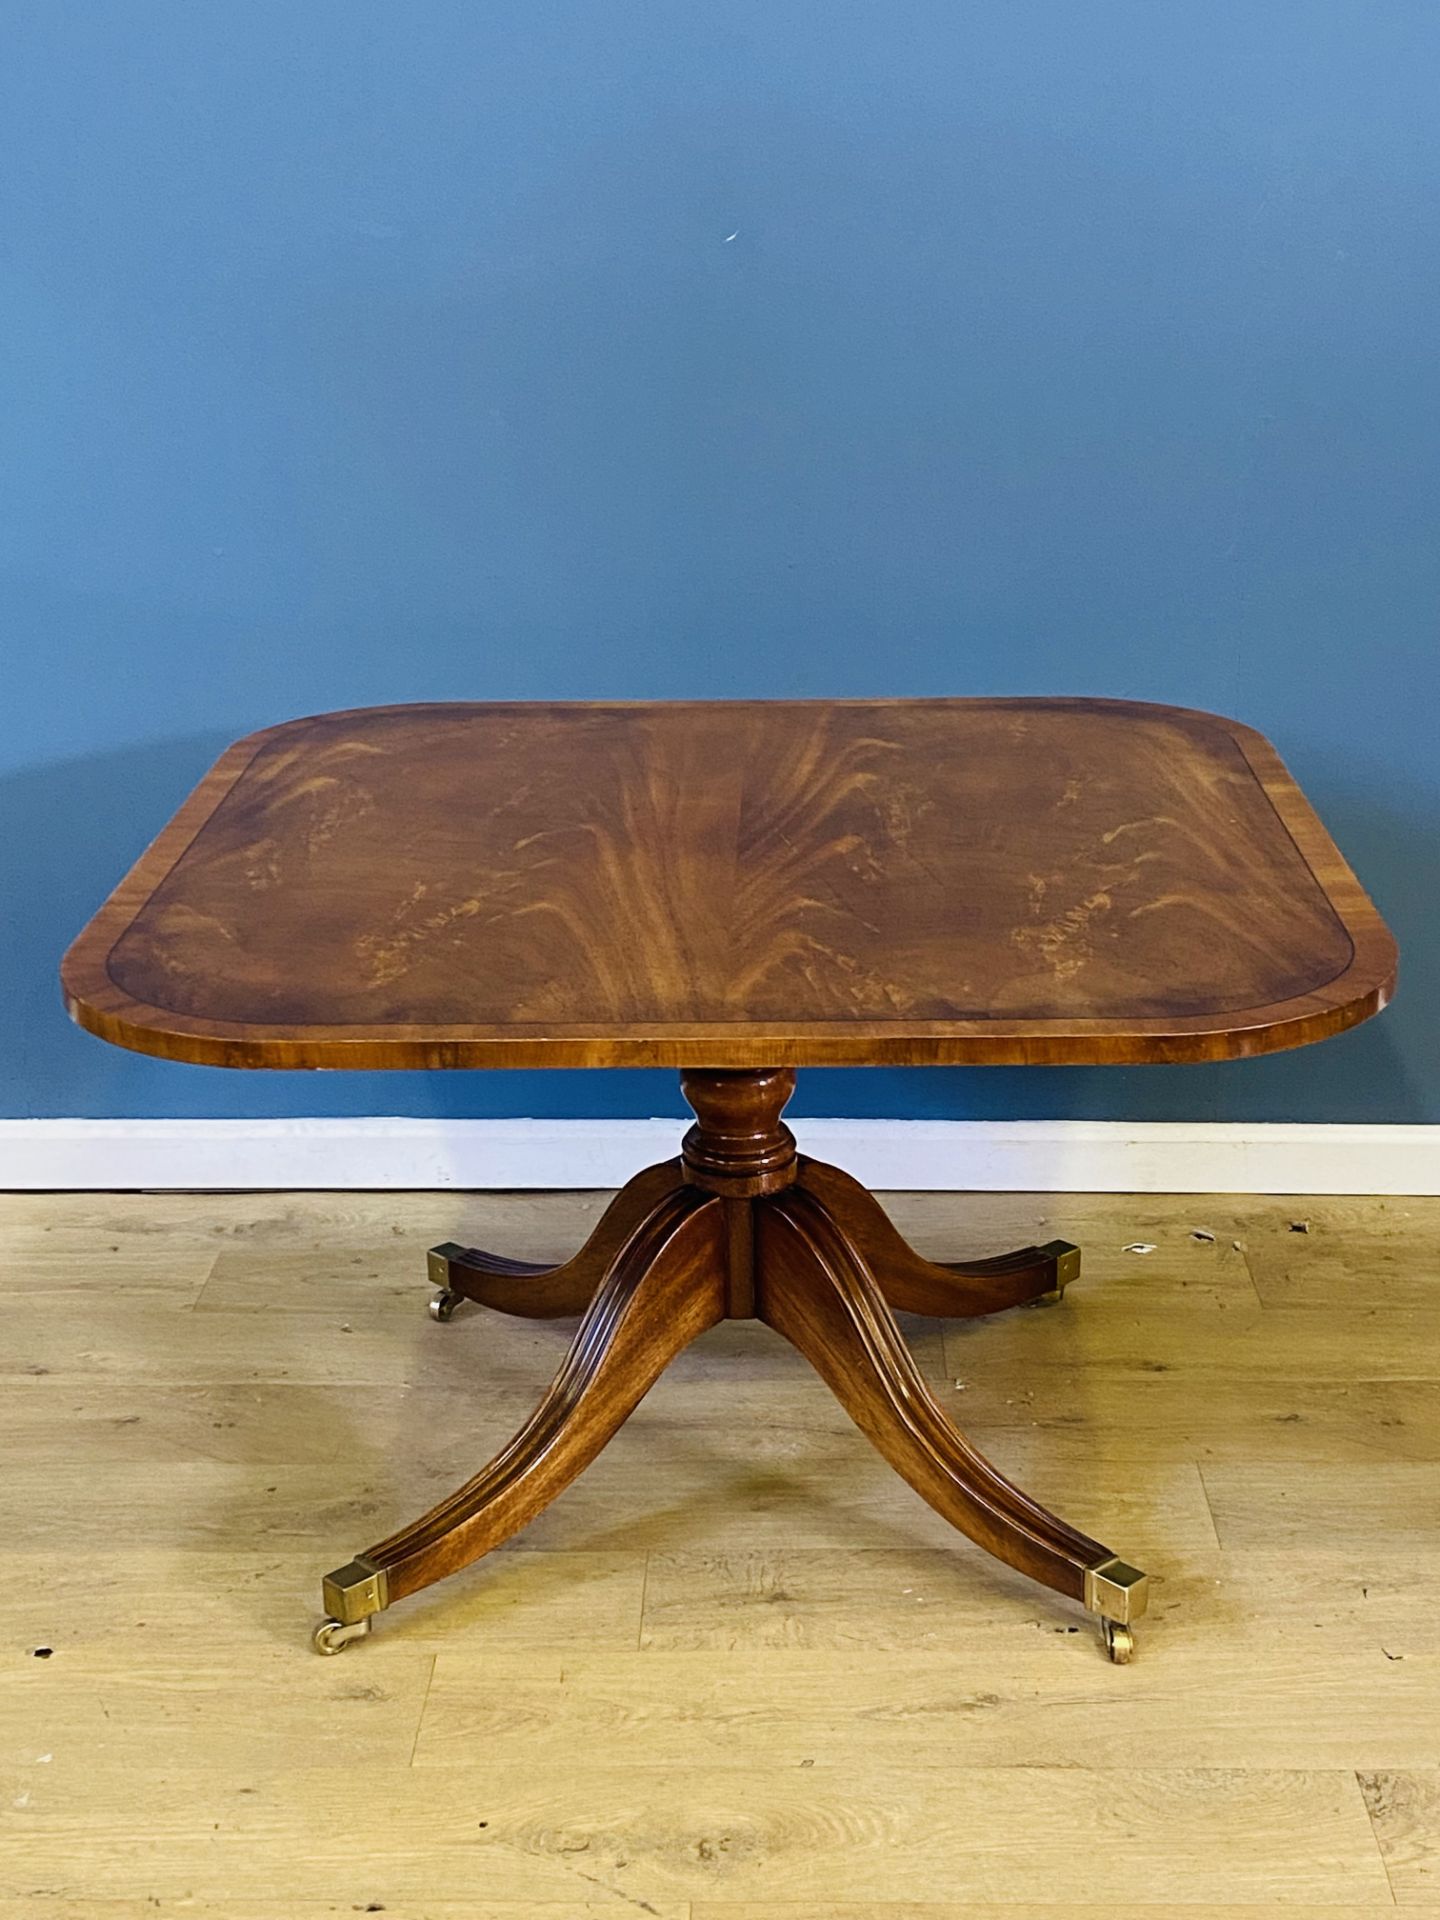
[61,697,1396,1072]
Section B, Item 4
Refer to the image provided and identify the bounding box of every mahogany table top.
[62,698,1396,1071]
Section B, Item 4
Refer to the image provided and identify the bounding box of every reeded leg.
[427,1158,686,1320]
[313,1066,1152,1663]
[797,1157,1080,1317]
[316,1182,727,1649]
[756,1186,1147,1659]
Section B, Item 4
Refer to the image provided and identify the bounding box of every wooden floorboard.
[4,1186,1440,1909]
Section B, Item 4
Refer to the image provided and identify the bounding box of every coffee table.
[62,698,1396,1661]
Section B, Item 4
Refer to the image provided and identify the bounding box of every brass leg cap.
[1035,1240,1081,1302]
[321,1555,390,1626]
[427,1242,466,1285]
[1083,1555,1149,1625]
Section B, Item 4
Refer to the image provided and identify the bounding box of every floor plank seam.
[1193,1458,1224,1548]
[1354,1765,1404,1907]
[1236,1240,1267,1309]
[406,1652,437,1768]
[636,1549,652,1651]
[187,1251,224,1312]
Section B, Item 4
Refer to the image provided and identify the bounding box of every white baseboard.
[0,1117,1436,1195]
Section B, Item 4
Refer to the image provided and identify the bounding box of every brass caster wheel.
[1101,1619,1135,1664]
[313,1615,372,1655]
[429,1287,463,1323]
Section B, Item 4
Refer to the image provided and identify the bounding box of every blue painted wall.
[4,3,1436,1126]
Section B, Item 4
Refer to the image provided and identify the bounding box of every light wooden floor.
[3,1183,1440,1917]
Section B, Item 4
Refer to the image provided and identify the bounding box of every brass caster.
[426,1244,467,1321]
[313,1616,372,1655]
[1084,1554,1147,1665]
[1102,1619,1135,1663]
